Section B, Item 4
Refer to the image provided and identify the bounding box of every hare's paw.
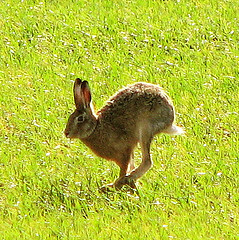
[99,183,114,193]
[114,176,136,190]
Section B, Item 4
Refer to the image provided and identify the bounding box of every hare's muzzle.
[64,130,70,138]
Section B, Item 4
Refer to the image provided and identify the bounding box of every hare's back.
[98,82,174,124]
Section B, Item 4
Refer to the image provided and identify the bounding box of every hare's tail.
[163,125,185,135]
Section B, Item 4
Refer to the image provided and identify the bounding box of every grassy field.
[0,0,239,239]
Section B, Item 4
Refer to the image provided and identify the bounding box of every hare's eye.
[77,115,84,123]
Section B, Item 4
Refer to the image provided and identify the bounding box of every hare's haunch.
[65,79,183,190]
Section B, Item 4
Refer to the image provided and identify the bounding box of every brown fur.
[64,79,183,189]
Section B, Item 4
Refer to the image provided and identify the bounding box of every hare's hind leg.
[128,136,152,180]
[127,153,135,174]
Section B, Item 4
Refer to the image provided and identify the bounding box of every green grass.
[0,0,239,239]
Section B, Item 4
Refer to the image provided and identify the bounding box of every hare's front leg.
[113,152,137,190]
[114,132,153,189]
[101,150,134,191]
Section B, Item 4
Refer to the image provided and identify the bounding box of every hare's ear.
[73,78,83,109]
[81,81,92,107]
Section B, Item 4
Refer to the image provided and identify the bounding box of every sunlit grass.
[0,0,239,239]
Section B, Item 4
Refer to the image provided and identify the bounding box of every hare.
[64,78,183,190]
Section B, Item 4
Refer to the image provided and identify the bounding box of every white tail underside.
[163,125,185,135]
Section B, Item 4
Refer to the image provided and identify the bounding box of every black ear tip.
[75,78,82,85]
[82,80,89,87]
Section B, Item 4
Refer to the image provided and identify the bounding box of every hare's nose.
[64,130,70,138]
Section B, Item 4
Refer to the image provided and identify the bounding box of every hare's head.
[64,78,97,139]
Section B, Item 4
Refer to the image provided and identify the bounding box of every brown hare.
[64,78,183,190]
